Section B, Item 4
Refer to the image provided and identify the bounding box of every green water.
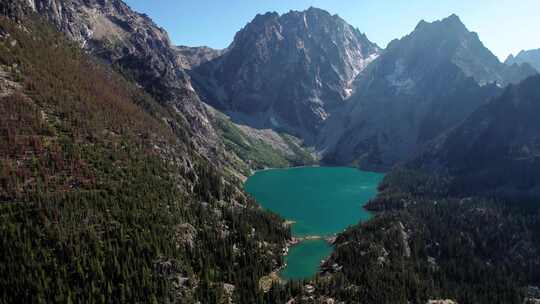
[245,166,384,280]
[280,239,333,280]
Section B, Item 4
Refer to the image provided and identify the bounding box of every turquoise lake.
[244,166,384,280]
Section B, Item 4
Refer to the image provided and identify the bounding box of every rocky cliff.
[506,48,540,73]
[319,15,536,171]
[174,45,224,70]
[1,0,231,162]
[4,0,320,177]
[192,7,380,142]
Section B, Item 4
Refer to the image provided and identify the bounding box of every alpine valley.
[0,1,539,304]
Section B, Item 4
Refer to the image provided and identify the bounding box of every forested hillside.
[301,76,540,303]
[262,171,540,303]
[259,75,540,303]
[0,16,289,303]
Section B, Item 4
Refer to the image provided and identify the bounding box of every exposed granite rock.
[427,300,457,304]
[0,65,22,98]
[174,45,225,70]
[175,223,197,249]
[506,49,540,73]
[397,221,411,258]
[192,7,380,142]
[319,14,535,171]
[525,286,540,304]
[4,0,225,162]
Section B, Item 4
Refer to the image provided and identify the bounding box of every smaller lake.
[280,239,332,280]
[245,166,384,280]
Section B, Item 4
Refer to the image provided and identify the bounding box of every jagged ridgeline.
[0,14,290,304]
[506,49,540,73]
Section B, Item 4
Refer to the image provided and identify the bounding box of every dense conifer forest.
[0,17,290,303]
[262,169,540,304]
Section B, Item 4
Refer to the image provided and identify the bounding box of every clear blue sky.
[124,0,539,60]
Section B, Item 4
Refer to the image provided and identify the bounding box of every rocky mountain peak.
[4,0,231,163]
[317,14,518,171]
[174,45,225,70]
[305,6,328,14]
[192,7,380,141]
[505,54,515,63]
[440,13,465,27]
[505,48,540,72]
[397,14,535,86]
[407,14,481,55]
[254,11,280,20]
[414,13,465,32]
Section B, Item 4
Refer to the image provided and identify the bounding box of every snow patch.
[185,81,196,92]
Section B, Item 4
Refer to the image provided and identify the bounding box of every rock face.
[410,75,540,198]
[23,0,195,101]
[319,15,535,171]
[506,49,540,73]
[192,7,380,142]
[174,45,225,70]
[4,0,221,157]
[3,0,318,177]
[5,1,538,177]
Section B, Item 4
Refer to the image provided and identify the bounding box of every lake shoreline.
[251,164,321,175]
[246,166,384,283]
[250,164,384,176]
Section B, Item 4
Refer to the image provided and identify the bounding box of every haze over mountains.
[506,48,540,72]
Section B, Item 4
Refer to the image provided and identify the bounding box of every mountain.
[174,45,225,70]
[1,0,222,155]
[320,76,540,304]
[0,2,291,303]
[3,0,319,177]
[3,1,540,302]
[410,74,540,198]
[192,7,380,142]
[319,15,536,171]
[506,48,540,72]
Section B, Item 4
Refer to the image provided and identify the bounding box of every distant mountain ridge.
[174,45,225,70]
[5,2,535,171]
[191,7,380,142]
[506,48,540,72]
[318,14,535,170]
[189,11,535,170]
